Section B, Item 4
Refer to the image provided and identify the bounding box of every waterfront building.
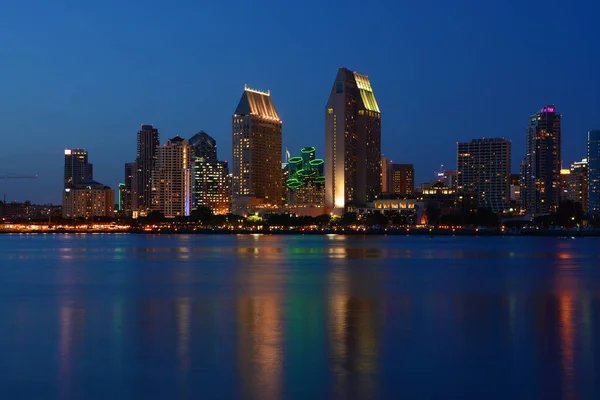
[189,131,217,161]
[522,105,562,214]
[133,124,160,213]
[457,138,511,213]
[509,174,521,203]
[588,130,600,214]
[232,85,283,214]
[381,156,390,193]
[152,136,192,218]
[123,161,135,213]
[286,146,325,215]
[559,168,571,201]
[567,158,588,211]
[118,183,126,211]
[64,148,92,188]
[325,67,381,213]
[389,164,414,196]
[62,180,114,219]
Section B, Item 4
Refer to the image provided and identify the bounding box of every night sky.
[1,0,599,204]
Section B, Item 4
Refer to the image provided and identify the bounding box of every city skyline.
[1,1,600,204]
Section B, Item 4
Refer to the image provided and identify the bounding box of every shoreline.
[1,228,599,237]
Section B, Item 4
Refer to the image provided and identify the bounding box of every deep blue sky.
[1,0,599,204]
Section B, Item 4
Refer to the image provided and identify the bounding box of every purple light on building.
[541,105,555,113]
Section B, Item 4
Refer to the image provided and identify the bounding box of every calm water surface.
[0,234,600,399]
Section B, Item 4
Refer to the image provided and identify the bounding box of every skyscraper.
[123,161,135,214]
[189,131,218,161]
[152,136,192,218]
[457,138,511,213]
[190,131,230,215]
[567,158,588,212]
[588,130,600,214]
[325,67,381,212]
[522,105,562,214]
[134,124,159,213]
[381,156,390,193]
[64,149,93,187]
[389,164,414,196]
[232,85,282,214]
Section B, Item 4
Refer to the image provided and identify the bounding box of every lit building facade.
[389,164,414,196]
[286,146,325,212]
[232,85,283,214]
[522,105,562,214]
[64,148,93,188]
[325,67,381,213]
[457,138,511,213]
[381,156,390,193]
[190,131,230,215]
[123,161,135,213]
[510,174,521,203]
[134,124,160,213]
[559,168,571,201]
[152,136,192,218]
[118,183,126,211]
[588,130,600,214]
[189,131,217,161]
[191,160,230,215]
[62,180,114,219]
[567,158,588,211]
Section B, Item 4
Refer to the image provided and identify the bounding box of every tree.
[341,212,358,227]
[555,200,584,228]
[190,206,213,223]
[145,211,165,224]
[315,214,331,228]
[366,212,388,228]
[425,203,441,226]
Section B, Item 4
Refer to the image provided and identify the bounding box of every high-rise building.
[123,161,135,213]
[381,156,390,193]
[152,136,192,218]
[389,164,414,196]
[509,174,521,204]
[286,146,325,212]
[522,105,562,214]
[588,130,600,215]
[457,138,511,213]
[325,67,381,212]
[134,124,160,213]
[567,158,588,211]
[191,159,230,215]
[189,131,218,161]
[190,131,230,215]
[232,85,283,214]
[118,183,126,211]
[64,149,93,187]
[559,168,571,201]
[62,180,114,219]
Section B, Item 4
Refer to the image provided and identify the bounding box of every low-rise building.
[62,180,114,219]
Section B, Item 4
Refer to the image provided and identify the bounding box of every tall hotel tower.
[232,85,282,214]
[134,124,160,213]
[522,105,562,214]
[325,67,381,213]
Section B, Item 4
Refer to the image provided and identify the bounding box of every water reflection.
[237,295,283,400]
[1,235,600,398]
[328,267,379,399]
